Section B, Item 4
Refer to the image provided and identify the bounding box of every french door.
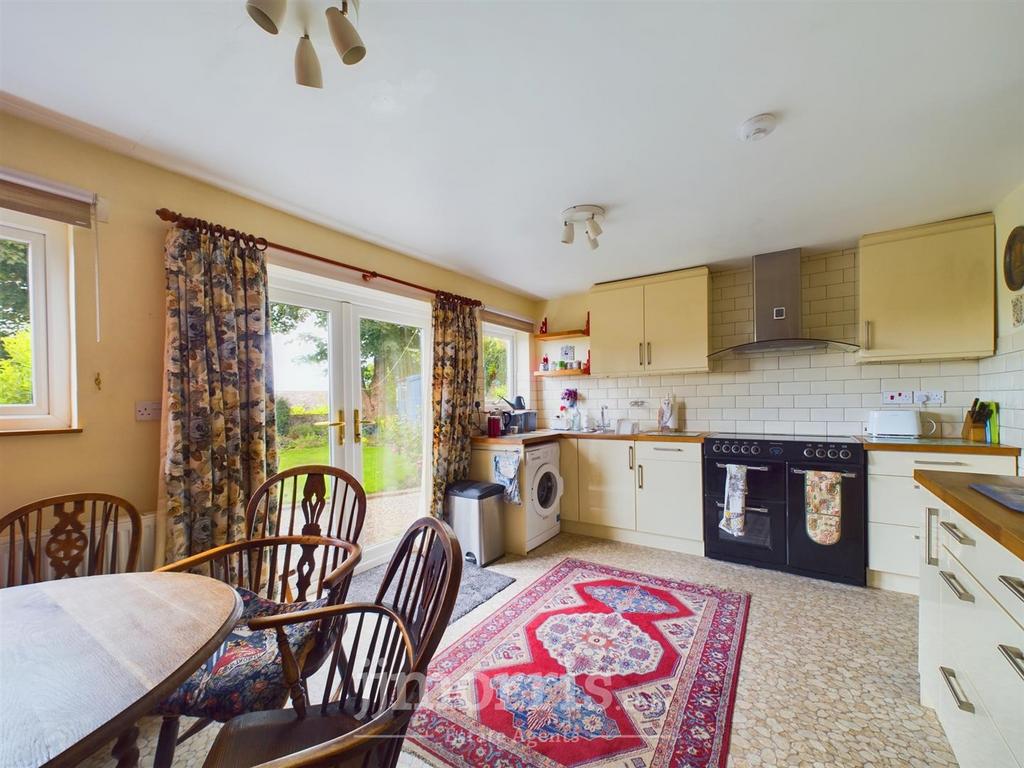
[269,277,431,562]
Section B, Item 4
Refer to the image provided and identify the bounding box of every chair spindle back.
[0,494,141,588]
[246,466,366,545]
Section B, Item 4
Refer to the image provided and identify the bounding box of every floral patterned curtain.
[430,291,480,516]
[159,226,277,563]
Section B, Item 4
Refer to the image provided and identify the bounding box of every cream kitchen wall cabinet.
[589,267,710,376]
[858,213,994,363]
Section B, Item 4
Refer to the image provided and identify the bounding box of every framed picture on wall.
[560,344,575,362]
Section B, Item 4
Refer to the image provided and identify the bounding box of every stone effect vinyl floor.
[83,533,957,768]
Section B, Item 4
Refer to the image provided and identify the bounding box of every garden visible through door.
[270,289,429,552]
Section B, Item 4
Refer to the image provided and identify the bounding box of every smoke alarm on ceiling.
[738,113,777,142]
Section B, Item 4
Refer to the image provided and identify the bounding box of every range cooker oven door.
[786,463,866,585]
[703,459,787,567]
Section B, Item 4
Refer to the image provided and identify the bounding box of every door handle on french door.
[354,408,362,443]
[313,409,346,445]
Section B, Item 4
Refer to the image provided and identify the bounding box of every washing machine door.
[531,462,564,520]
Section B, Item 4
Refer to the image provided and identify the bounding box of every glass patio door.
[269,283,430,556]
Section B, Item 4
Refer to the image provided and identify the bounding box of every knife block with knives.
[962,398,999,443]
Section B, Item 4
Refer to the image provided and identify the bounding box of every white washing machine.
[523,441,563,551]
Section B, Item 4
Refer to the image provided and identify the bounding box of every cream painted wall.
[0,112,539,512]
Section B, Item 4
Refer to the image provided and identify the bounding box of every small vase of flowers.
[560,388,581,430]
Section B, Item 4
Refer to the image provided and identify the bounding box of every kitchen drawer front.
[636,442,701,463]
[933,662,1017,768]
[957,564,1024,766]
[869,450,1014,478]
[867,475,924,527]
[940,509,1024,629]
[868,522,919,577]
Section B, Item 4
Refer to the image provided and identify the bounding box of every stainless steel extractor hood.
[708,248,860,359]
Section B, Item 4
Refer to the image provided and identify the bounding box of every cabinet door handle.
[939,521,975,546]
[639,342,644,367]
[647,342,652,366]
[628,445,634,470]
[863,320,871,350]
[998,574,1024,605]
[925,508,938,567]
[939,667,975,713]
[998,645,1024,682]
[939,570,975,602]
[638,464,644,489]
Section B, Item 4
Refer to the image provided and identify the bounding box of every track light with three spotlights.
[245,0,367,88]
[560,205,605,250]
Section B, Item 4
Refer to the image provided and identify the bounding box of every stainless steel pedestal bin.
[445,481,506,566]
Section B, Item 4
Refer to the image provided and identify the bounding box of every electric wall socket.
[913,390,945,405]
[882,390,913,404]
[135,400,161,421]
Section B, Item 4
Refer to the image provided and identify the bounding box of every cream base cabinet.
[578,439,636,530]
[635,442,703,542]
[866,450,1016,595]
[858,213,994,362]
[589,267,710,376]
[559,438,580,522]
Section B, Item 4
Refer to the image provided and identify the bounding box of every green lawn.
[278,442,420,495]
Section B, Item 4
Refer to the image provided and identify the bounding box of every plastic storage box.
[445,481,506,566]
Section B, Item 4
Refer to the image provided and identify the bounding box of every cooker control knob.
[803,448,814,458]
[815,448,826,458]
[740,445,750,454]
[711,442,720,452]
[729,444,739,453]
[827,449,838,459]
[839,449,851,460]
[750,445,761,455]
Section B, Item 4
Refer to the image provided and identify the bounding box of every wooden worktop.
[470,429,707,447]
[913,470,1024,561]
[861,437,1020,456]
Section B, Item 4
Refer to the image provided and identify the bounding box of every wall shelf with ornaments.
[535,312,590,341]
[533,369,591,377]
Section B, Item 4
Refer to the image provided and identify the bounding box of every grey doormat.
[345,560,516,622]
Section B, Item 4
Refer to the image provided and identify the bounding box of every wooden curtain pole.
[155,208,483,307]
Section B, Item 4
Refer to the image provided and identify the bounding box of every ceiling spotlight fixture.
[326,4,366,65]
[246,0,286,34]
[246,0,367,88]
[738,112,777,142]
[295,34,323,89]
[560,204,605,249]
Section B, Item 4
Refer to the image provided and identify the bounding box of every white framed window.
[482,323,517,407]
[0,208,75,431]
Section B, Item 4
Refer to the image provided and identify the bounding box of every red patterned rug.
[408,558,751,768]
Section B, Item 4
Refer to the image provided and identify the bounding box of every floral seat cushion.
[156,586,327,722]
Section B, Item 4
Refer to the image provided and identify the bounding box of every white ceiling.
[2,1,1023,300]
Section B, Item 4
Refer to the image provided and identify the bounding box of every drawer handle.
[925,508,939,567]
[715,501,769,514]
[914,460,966,466]
[939,570,975,602]
[998,645,1024,682]
[939,521,975,546]
[652,447,686,452]
[714,463,770,472]
[998,574,1024,605]
[939,667,975,713]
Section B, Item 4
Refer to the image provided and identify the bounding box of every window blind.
[480,309,534,334]
[0,174,93,228]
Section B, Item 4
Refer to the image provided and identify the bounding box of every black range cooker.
[702,433,867,586]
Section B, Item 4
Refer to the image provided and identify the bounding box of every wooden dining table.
[0,571,242,768]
